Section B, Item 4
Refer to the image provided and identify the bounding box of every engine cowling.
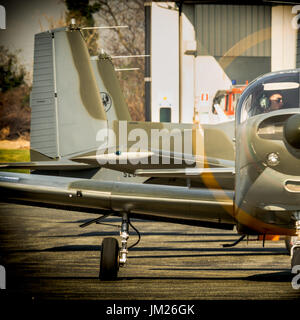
[234,70,300,235]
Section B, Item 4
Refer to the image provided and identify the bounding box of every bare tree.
[39,13,66,32]
[65,0,101,55]
[94,0,145,121]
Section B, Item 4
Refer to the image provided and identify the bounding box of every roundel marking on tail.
[101,92,112,113]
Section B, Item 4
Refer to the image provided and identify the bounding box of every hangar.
[145,1,300,123]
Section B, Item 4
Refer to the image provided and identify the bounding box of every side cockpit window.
[240,93,252,123]
[239,72,300,123]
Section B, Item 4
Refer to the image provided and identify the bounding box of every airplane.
[0,23,300,281]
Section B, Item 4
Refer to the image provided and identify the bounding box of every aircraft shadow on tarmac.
[17,270,291,283]
[39,243,293,283]
[116,271,293,283]
[246,271,293,282]
[38,244,287,255]
[42,231,238,238]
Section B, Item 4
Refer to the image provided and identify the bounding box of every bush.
[0,46,27,93]
[0,46,31,140]
[0,84,31,140]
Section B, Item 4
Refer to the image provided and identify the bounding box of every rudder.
[90,53,131,122]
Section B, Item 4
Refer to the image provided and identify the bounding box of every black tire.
[99,237,119,280]
[292,247,300,270]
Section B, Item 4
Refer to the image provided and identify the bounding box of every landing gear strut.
[119,213,129,267]
[291,212,300,270]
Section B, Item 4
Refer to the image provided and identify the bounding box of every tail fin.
[30,27,107,161]
[90,54,131,121]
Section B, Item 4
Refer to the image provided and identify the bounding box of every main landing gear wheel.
[99,237,119,281]
[98,213,136,281]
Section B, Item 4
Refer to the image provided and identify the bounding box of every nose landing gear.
[291,213,300,270]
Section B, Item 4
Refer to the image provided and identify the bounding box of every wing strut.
[79,211,115,228]
[222,234,246,248]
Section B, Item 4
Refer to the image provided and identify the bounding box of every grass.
[0,149,30,173]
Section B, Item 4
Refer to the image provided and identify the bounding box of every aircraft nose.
[284,114,300,149]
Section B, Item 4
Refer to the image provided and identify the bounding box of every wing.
[71,148,234,170]
[0,171,235,228]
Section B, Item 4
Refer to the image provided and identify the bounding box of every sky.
[0,0,66,73]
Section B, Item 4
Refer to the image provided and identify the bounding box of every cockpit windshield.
[238,71,300,123]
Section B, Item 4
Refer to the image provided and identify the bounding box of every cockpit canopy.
[237,70,300,124]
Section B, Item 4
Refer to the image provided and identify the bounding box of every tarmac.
[0,202,299,308]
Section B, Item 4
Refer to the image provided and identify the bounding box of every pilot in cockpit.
[267,93,284,112]
[240,77,299,123]
[259,92,284,114]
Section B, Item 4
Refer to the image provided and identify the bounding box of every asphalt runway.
[0,202,299,305]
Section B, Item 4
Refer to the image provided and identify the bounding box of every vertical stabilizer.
[30,28,107,161]
[90,54,131,122]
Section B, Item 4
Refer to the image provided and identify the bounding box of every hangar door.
[195,4,272,83]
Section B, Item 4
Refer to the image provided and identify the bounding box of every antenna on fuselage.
[82,26,128,30]
[68,18,129,33]
[70,20,150,65]
[111,54,150,72]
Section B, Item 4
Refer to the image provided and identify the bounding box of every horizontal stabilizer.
[134,167,235,178]
[72,150,154,165]
[71,147,235,174]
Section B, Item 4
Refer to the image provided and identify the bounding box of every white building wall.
[151,2,179,123]
[271,5,297,71]
[181,10,196,124]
